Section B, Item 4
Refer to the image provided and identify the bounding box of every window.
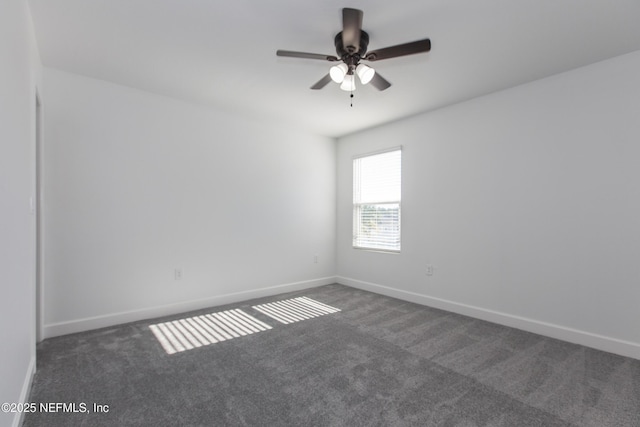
[353,148,401,252]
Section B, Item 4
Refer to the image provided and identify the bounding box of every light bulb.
[340,74,356,91]
[330,63,348,83]
[356,64,375,85]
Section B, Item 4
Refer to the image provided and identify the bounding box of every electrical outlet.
[175,268,182,280]
[426,264,434,276]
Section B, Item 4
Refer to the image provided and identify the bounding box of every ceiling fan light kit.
[277,7,431,100]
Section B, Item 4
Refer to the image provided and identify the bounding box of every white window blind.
[353,148,401,252]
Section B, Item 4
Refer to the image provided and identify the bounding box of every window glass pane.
[354,203,400,251]
[354,150,401,203]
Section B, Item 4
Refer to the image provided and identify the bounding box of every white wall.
[0,1,42,426]
[337,50,640,359]
[43,68,336,337]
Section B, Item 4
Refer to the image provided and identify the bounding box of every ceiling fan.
[276,8,431,92]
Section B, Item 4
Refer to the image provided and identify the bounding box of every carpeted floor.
[24,284,640,426]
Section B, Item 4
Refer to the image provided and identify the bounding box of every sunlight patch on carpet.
[252,296,340,324]
[149,309,272,354]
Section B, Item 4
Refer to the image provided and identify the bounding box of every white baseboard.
[44,276,337,338]
[337,276,640,360]
[12,356,36,427]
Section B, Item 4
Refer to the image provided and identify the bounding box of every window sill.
[353,246,401,254]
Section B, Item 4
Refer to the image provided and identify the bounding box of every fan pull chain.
[350,92,354,107]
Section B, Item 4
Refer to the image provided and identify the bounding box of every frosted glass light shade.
[329,63,348,83]
[356,64,375,84]
[340,74,356,91]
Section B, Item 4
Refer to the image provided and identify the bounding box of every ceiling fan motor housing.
[335,30,369,72]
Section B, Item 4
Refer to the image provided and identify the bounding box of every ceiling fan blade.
[365,39,431,61]
[310,74,333,90]
[277,50,339,61]
[369,72,391,91]
[342,8,363,52]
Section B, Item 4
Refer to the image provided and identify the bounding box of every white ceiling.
[28,0,640,138]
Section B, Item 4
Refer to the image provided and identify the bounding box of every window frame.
[352,147,402,253]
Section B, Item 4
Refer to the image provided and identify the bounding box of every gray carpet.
[23,284,640,426]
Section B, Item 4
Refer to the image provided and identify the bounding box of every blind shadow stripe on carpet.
[149,308,272,354]
[252,296,341,324]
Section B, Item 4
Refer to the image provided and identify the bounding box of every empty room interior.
[3,0,640,426]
